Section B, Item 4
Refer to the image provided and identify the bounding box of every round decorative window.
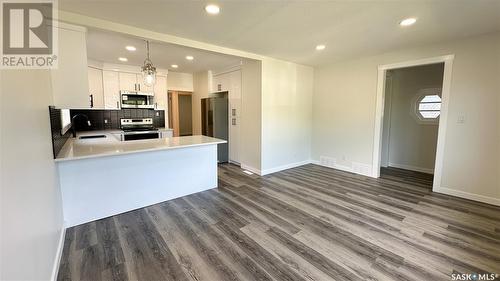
[413,88,442,124]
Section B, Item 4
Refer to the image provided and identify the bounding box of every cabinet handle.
[90,94,94,108]
[117,101,119,109]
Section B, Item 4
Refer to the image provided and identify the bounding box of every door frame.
[371,55,454,192]
[168,91,193,137]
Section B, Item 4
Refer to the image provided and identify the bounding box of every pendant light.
[141,40,156,87]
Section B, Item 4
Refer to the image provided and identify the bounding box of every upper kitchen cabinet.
[51,23,90,108]
[119,72,154,92]
[138,74,154,92]
[87,67,104,108]
[154,75,168,110]
[118,72,138,92]
[102,70,121,109]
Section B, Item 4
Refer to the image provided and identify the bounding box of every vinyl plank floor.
[58,164,500,281]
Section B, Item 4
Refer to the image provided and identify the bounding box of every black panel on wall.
[70,109,165,131]
[49,106,71,158]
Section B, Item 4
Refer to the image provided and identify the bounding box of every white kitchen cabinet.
[119,72,154,92]
[103,70,121,109]
[118,72,138,92]
[51,23,90,108]
[212,74,230,92]
[212,70,241,163]
[87,67,104,108]
[138,74,154,92]
[228,70,241,164]
[154,75,168,110]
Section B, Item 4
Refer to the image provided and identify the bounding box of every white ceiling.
[86,29,243,73]
[61,0,500,66]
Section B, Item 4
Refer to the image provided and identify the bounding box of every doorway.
[372,55,454,191]
[168,91,193,137]
[380,63,444,188]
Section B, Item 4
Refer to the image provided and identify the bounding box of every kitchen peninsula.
[55,133,226,227]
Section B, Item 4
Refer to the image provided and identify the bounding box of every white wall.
[168,72,194,92]
[1,70,64,280]
[313,32,500,204]
[382,64,444,173]
[261,58,314,174]
[239,59,262,173]
[192,71,211,135]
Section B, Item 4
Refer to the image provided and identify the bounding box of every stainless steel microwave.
[120,91,154,109]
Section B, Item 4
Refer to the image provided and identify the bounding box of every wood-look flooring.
[57,164,500,281]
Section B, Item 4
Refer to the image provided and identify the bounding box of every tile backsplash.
[70,108,165,131]
[49,107,166,158]
[49,106,71,158]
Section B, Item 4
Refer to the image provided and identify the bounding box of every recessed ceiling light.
[205,4,220,15]
[400,17,417,27]
[315,44,326,51]
[118,57,128,62]
[186,55,194,61]
[125,46,136,51]
[171,64,178,68]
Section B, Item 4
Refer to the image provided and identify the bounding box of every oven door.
[123,132,160,141]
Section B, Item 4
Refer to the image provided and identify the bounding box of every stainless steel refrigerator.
[201,95,228,162]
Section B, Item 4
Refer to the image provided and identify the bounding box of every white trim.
[434,187,500,207]
[212,64,242,76]
[311,160,354,174]
[59,11,265,61]
[432,57,454,193]
[388,163,434,174]
[261,160,311,176]
[378,55,455,71]
[372,55,454,190]
[51,224,67,281]
[240,163,262,176]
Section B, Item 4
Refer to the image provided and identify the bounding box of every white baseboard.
[51,223,67,281]
[312,159,375,178]
[388,162,434,174]
[261,160,312,176]
[240,163,262,176]
[433,186,500,206]
[312,159,352,173]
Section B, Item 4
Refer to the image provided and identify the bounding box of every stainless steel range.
[120,118,160,141]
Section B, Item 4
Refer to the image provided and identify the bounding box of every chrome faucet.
[71,114,91,138]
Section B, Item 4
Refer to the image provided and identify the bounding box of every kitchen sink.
[79,135,106,140]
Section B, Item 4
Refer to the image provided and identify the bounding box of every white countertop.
[56,130,226,162]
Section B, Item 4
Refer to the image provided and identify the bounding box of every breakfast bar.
[56,133,226,227]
